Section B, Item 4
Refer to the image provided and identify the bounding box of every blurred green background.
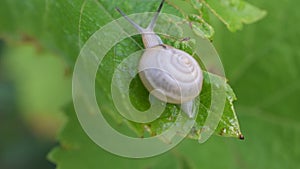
[0,0,299,169]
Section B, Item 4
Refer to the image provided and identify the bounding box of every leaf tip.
[239,134,245,140]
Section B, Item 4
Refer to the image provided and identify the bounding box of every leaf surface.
[0,0,271,168]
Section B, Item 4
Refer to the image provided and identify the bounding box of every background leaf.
[204,0,267,31]
[202,0,300,168]
[166,0,266,37]
[48,105,193,169]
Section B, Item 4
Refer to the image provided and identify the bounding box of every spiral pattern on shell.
[138,45,203,104]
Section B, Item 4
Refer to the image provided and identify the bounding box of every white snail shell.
[139,45,202,104]
[117,0,203,110]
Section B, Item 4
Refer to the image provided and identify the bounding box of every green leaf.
[166,0,215,38]
[0,0,271,168]
[1,0,242,144]
[203,0,267,31]
[166,0,266,36]
[1,0,298,168]
[92,34,242,139]
[48,105,195,169]
[187,0,299,168]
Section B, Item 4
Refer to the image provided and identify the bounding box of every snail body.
[116,0,203,117]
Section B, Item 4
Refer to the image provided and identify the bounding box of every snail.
[116,0,203,118]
